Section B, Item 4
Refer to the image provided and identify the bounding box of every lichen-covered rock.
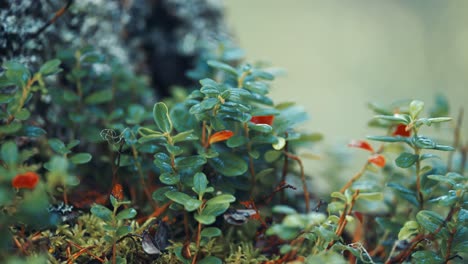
[0,0,229,94]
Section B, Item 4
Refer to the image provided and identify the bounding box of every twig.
[280,132,289,203]
[283,151,309,212]
[448,108,463,171]
[27,0,74,42]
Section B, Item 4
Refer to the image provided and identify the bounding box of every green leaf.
[411,251,443,264]
[23,126,46,137]
[366,135,410,143]
[357,192,383,201]
[209,152,248,176]
[194,213,216,225]
[200,227,222,238]
[416,210,445,234]
[4,61,30,86]
[90,204,113,222]
[226,135,248,148]
[48,138,71,155]
[116,225,132,238]
[205,194,236,205]
[265,150,282,162]
[248,123,272,133]
[80,52,105,64]
[398,221,420,240]
[63,90,79,102]
[411,136,437,149]
[66,139,81,150]
[330,192,347,202]
[1,141,18,167]
[272,205,297,215]
[39,59,62,76]
[0,121,22,134]
[165,191,202,212]
[387,183,419,207]
[192,172,208,196]
[175,156,207,169]
[172,130,198,143]
[152,186,176,202]
[428,172,465,186]
[203,203,230,217]
[153,102,172,133]
[69,153,92,164]
[84,89,113,104]
[15,108,30,120]
[116,208,137,220]
[409,100,424,118]
[125,104,145,124]
[198,256,222,264]
[395,152,418,168]
[207,60,238,77]
[373,114,411,124]
[159,173,180,185]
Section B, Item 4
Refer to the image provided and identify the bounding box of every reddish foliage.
[111,183,124,201]
[208,130,234,145]
[368,154,386,167]
[250,115,275,126]
[12,172,40,189]
[348,140,374,152]
[392,124,411,137]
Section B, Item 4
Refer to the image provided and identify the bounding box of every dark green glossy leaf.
[159,173,180,185]
[172,130,198,143]
[126,104,145,124]
[192,172,208,196]
[0,121,22,134]
[411,251,443,264]
[116,208,137,220]
[416,210,445,234]
[387,183,419,207]
[200,227,222,238]
[15,108,30,120]
[116,225,132,237]
[84,89,113,104]
[22,126,46,138]
[1,141,18,167]
[226,135,248,148]
[48,138,71,155]
[152,186,176,202]
[208,152,248,176]
[395,152,418,168]
[207,60,238,77]
[248,123,272,133]
[366,135,410,143]
[165,191,201,212]
[272,205,297,215]
[198,256,222,264]
[153,102,172,133]
[428,173,465,186]
[39,59,62,76]
[175,156,206,169]
[206,194,235,205]
[69,153,92,164]
[203,203,230,217]
[194,212,216,225]
[4,61,30,86]
[90,204,113,222]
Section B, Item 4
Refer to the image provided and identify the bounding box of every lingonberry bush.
[1,38,467,264]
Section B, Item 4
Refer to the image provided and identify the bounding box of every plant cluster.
[1,37,467,264]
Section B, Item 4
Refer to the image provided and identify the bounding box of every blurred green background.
[225,0,468,191]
